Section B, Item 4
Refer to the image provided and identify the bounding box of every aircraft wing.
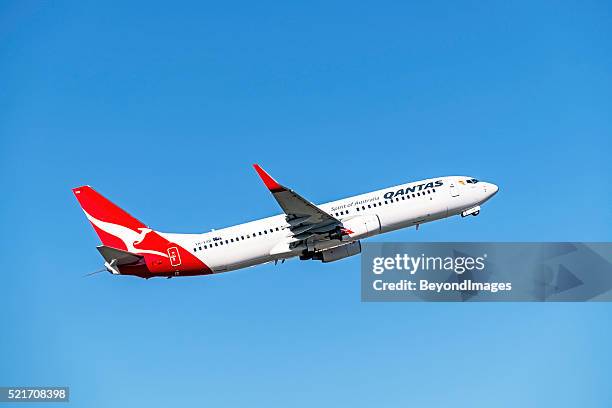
[253,164,343,242]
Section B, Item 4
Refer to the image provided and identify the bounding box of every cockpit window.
[466,178,479,184]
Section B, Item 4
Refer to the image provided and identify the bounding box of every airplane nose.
[484,183,499,197]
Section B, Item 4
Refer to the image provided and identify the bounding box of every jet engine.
[312,241,362,263]
[341,214,381,240]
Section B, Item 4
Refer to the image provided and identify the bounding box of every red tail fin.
[72,185,212,277]
[72,185,148,251]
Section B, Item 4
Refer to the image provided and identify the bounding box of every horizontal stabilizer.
[96,245,143,265]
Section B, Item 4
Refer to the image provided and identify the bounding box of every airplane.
[72,165,499,278]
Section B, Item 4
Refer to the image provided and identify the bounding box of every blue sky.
[1,0,611,406]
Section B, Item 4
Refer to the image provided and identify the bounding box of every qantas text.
[383,180,443,200]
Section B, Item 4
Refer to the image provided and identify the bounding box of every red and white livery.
[72,164,498,278]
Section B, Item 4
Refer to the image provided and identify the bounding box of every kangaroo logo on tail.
[83,211,168,258]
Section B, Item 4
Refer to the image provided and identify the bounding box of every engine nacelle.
[341,215,381,240]
[313,241,362,263]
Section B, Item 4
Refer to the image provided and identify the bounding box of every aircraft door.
[167,246,182,268]
[450,183,460,197]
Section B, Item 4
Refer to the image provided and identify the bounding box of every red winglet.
[253,164,284,192]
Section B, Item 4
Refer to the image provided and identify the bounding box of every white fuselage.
[161,176,498,272]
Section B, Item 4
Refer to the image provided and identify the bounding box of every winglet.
[253,164,285,192]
